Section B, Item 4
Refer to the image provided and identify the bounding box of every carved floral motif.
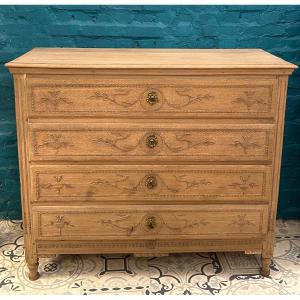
[229,176,258,194]
[45,215,74,236]
[98,212,210,235]
[164,214,210,231]
[89,89,133,107]
[40,91,72,110]
[162,133,215,153]
[88,88,215,110]
[91,175,140,194]
[91,173,211,195]
[99,213,135,235]
[167,89,214,108]
[92,131,215,154]
[233,91,266,110]
[229,214,255,231]
[231,135,261,154]
[92,132,141,152]
[170,175,211,193]
[40,175,73,195]
[35,134,73,154]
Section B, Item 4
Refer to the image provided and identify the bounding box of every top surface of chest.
[5,48,296,71]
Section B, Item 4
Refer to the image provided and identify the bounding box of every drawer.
[27,75,277,118]
[30,165,272,203]
[28,123,275,162]
[32,204,269,240]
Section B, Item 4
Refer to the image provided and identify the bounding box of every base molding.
[36,238,263,255]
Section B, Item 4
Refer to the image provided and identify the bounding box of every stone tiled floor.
[0,219,299,295]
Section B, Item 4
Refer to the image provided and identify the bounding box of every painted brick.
[218,38,238,48]
[42,24,81,36]
[135,39,157,48]
[175,22,193,36]
[0,5,299,219]
[218,12,241,23]
[223,5,267,12]
[155,11,177,25]
[286,25,300,37]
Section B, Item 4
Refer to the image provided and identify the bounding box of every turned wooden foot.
[261,256,271,277]
[28,261,40,281]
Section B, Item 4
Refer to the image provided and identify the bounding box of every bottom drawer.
[33,205,268,240]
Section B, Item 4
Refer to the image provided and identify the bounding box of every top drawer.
[26,75,278,119]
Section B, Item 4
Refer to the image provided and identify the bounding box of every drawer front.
[29,123,275,162]
[31,165,272,203]
[33,205,268,239]
[27,75,277,118]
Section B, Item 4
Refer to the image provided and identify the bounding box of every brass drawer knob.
[145,216,157,230]
[145,175,157,189]
[146,134,158,149]
[147,91,158,105]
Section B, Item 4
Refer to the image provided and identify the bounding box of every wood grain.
[5,48,297,70]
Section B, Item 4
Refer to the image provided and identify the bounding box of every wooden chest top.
[6,48,297,71]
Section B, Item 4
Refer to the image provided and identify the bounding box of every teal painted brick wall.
[0,5,299,219]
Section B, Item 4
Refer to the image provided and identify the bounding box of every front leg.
[261,256,271,277]
[261,230,275,277]
[27,256,40,281]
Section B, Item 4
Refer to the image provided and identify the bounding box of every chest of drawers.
[6,48,296,280]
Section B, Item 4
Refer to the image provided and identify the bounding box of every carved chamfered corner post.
[7,72,40,280]
[259,75,291,278]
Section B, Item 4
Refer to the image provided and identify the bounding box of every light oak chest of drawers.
[6,48,296,280]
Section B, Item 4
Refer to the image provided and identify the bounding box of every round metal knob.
[146,134,158,149]
[145,175,157,190]
[147,91,158,105]
[145,216,157,230]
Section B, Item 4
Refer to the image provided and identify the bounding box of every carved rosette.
[140,88,164,111]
